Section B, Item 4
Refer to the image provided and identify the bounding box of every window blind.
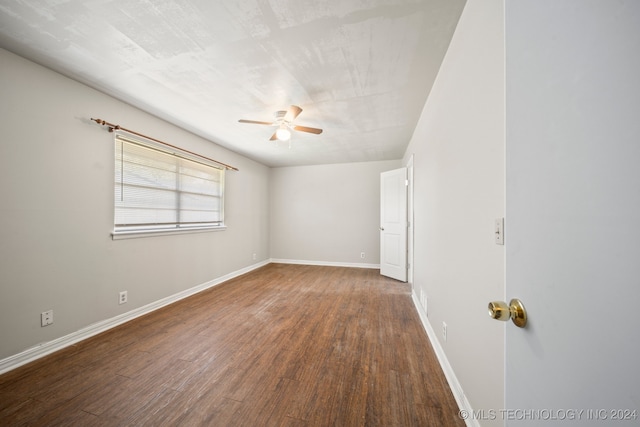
[114,132,224,232]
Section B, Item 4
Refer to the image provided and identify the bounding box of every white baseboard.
[0,260,270,375]
[270,258,380,269]
[411,290,478,427]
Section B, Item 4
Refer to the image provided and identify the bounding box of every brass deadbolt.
[488,298,527,328]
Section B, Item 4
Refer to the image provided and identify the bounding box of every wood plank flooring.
[0,264,464,426]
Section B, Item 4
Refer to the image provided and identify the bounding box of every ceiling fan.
[238,105,323,141]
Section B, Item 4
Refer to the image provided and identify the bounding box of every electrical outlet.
[252,253,257,260]
[360,252,365,259]
[419,291,427,314]
[119,291,128,305]
[41,310,53,327]
[442,321,447,342]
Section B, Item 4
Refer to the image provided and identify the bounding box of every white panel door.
[380,168,407,281]
[504,2,640,425]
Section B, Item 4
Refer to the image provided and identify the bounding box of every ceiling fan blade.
[293,125,323,135]
[284,105,303,122]
[269,132,278,141]
[238,119,274,126]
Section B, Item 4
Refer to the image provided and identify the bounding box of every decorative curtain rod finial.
[92,118,120,132]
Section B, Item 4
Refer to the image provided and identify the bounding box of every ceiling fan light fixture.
[276,126,291,141]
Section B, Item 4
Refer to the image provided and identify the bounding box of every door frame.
[406,155,414,287]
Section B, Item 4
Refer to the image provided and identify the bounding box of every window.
[113,132,224,237]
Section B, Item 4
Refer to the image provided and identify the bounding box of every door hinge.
[405,179,409,186]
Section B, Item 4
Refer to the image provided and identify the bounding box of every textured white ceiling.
[0,0,465,167]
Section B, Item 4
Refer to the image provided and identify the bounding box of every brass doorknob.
[488,298,527,328]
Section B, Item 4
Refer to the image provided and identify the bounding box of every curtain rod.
[91,118,239,171]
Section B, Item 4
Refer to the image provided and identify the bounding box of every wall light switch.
[495,218,504,245]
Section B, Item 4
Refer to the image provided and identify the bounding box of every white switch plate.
[495,218,504,245]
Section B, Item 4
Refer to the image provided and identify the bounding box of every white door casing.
[407,156,414,288]
[380,168,407,282]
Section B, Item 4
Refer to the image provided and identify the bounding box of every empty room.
[1,1,639,426]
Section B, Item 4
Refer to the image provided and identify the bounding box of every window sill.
[112,225,226,240]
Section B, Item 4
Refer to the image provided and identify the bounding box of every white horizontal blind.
[114,133,224,232]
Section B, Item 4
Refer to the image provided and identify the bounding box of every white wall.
[0,48,270,362]
[402,0,505,424]
[270,160,400,266]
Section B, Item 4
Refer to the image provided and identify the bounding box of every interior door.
[380,168,407,281]
[504,2,640,424]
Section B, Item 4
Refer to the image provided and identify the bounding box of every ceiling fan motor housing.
[274,110,288,124]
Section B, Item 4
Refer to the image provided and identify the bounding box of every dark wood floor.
[0,264,464,426]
